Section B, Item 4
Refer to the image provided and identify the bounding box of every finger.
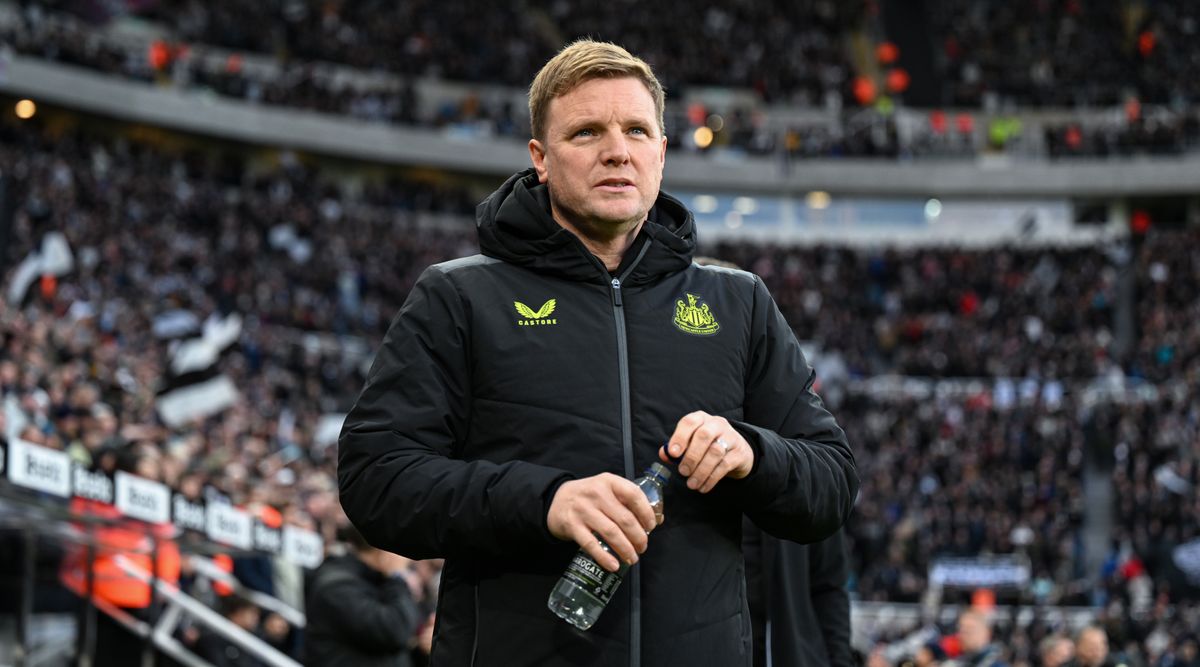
[667,411,706,460]
[698,454,738,494]
[687,438,729,491]
[679,418,721,477]
[589,513,640,568]
[598,495,649,554]
[610,479,658,535]
[572,526,621,573]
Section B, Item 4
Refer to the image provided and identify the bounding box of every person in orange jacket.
[59,446,181,666]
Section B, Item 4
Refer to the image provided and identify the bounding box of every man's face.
[231,606,260,632]
[529,76,666,238]
[1075,628,1108,666]
[957,613,990,652]
[1042,638,1074,667]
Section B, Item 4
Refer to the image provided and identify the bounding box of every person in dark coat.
[304,526,422,667]
[743,523,853,666]
[338,38,858,667]
[193,595,267,667]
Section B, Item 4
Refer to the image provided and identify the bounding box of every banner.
[207,503,253,550]
[3,439,323,568]
[283,526,324,569]
[7,438,71,497]
[115,471,171,524]
[929,556,1030,589]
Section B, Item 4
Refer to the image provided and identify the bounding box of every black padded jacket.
[338,169,858,667]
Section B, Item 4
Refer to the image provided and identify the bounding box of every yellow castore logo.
[515,299,557,326]
[673,293,720,335]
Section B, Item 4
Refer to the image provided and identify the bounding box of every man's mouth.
[596,179,635,191]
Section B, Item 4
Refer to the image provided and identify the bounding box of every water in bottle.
[547,462,670,630]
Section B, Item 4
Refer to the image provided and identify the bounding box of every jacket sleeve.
[723,275,858,543]
[808,532,853,667]
[338,266,575,559]
[310,568,421,653]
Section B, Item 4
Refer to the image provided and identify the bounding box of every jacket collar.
[476,169,695,284]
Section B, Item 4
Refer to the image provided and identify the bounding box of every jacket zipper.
[607,240,651,667]
[471,583,479,667]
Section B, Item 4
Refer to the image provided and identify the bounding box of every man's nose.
[599,132,631,165]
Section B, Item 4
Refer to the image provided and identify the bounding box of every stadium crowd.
[710,240,1122,379]
[0,118,474,662]
[2,114,1200,663]
[843,394,1087,606]
[927,0,1200,109]
[130,0,865,104]
[7,1,1200,162]
[69,0,1200,110]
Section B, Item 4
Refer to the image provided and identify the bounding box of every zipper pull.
[610,278,623,307]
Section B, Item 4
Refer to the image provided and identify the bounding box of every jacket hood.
[476,168,696,284]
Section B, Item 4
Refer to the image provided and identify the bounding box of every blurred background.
[0,0,1198,665]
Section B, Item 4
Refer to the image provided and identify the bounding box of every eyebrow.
[563,116,658,136]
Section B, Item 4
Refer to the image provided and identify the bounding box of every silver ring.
[717,438,730,454]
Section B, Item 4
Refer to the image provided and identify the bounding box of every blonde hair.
[528,39,666,141]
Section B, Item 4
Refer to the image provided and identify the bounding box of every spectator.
[304,525,424,667]
[193,595,266,667]
[1040,633,1075,667]
[947,610,1008,667]
[1069,626,1111,667]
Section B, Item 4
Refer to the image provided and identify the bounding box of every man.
[338,39,858,667]
[1067,626,1111,667]
[1038,633,1074,667]
[193,596,266,667]
[946,610,1008,667]
[304,525,424,667]
[743,523,852,666]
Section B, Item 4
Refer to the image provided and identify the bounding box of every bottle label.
[562,549,626,606]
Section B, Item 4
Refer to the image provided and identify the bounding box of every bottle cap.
[647,462,671,483]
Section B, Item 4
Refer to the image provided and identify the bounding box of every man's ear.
[529,139,549,183]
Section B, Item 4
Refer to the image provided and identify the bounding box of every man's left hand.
[660,412,754,493]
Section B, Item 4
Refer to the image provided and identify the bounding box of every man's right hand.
[547,474,658,572]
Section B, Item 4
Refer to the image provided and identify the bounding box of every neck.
[356,550,382,573]
[557,217,645,272]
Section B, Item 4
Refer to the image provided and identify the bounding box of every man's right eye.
[574,129,595,137]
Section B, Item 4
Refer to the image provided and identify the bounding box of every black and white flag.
[5,232,73,304]
[155,312,243,428]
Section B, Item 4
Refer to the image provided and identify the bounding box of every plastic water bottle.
[547,462,671,630]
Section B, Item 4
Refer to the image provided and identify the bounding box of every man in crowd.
[193,596,265,667]
[339,38,857,666]
[304,525,424,666]
[1068,626,1111,667]
[946,610,1008,667]
[1039,633,1074,667]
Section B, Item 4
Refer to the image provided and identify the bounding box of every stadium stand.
[2,1,1200,664]
[6,1,1198,161]
[2,114,1198,662]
